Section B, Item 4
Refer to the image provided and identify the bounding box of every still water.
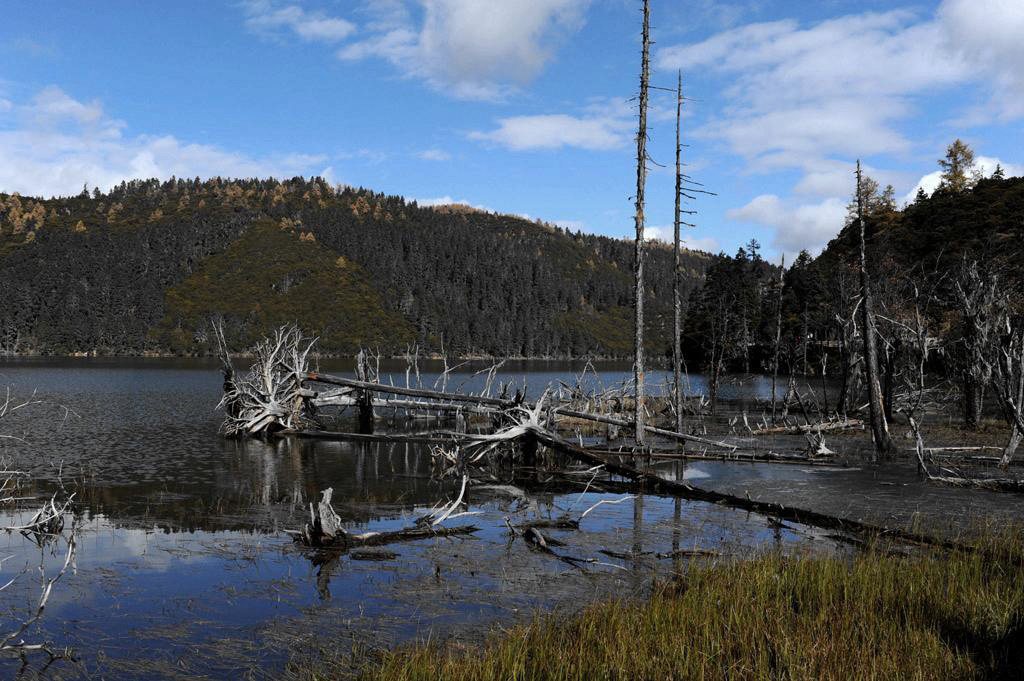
[0,358,1019,679]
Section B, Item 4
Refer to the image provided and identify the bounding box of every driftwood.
[292,488,479,549]
[306,372,514,409]
[553,407,737,450]
[926,475,1024,493]
[631,449,843,466]
[284,429,458,445]
[751,419,863,435]
[600,547,719,561]
[219,325,316,436]
[304,372,736,450]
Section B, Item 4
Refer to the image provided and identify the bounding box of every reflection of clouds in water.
[60,514,262,573]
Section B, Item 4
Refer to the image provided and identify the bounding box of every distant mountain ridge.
[0,177,712,357]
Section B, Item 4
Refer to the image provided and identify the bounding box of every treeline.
[0,176,712,357]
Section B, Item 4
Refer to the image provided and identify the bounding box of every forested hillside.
[0,177,711,357]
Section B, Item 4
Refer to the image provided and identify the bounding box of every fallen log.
[591,448,840,466]
[552,407,737,451]
[306,372,515,408]
[282,430,459,444]
[528,429,966,551]
[305,372,736,450]
[926,473,1024,493]
[751,419,863,435]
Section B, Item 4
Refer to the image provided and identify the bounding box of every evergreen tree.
[938,139,979,193]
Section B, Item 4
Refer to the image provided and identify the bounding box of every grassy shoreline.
[291,532,1024,681]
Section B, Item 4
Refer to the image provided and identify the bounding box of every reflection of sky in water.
[0,491,823,680]
[0,359,1021,679]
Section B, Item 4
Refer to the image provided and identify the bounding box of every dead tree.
[770,254,784,420]
[856,161,893,455]
[992,313,1024,467]
[218,324,317,437]
[831,268,862,416]
[952,259,1002,430]
[891,280,936,474]
[632,0,651,447]
[672,69,685,437]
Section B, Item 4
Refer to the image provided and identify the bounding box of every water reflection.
[0,359,1021,680]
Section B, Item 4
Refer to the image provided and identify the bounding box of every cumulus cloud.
[657,10,974,170]
[682,235,722,253]
[939,0,1024,121]
[0,86,327,198]
[644,225,720,253]
[902,155,1024,204]
[339,0,590,100]
[728,194,846,258]
[469,96,632,151]
[242,0,355,42]
[469,113,628,151]
[657,0,1024,254]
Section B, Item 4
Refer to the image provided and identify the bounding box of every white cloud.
[658,0,1024,258]
[0,86,327,198]
[242,1,355,42]
[728,194,846,257]
[644,225,720,253]
[682,236,721,253]
[417,148,451,161]
[939,0,1024,121]
[658,10,974,171]
[645,225,671,243]
[339,0,590,100]
[902,155,1024,204]
[469,112,630,151]
[553,219,584,230]
[414,195,490,211]
[469,98,632,153]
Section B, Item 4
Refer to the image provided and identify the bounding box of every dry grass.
[292,528,1024,681]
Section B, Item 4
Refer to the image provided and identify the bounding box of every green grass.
[293,530,1024,681]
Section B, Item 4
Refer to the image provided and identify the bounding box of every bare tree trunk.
[801,304,809,378]
[964,378,982,430]
[633,0,651,447]
[1004,429,1023,467]
[771,255,784,421]
[709,351,722,416]
[995,316,1024,467]
[883,340,898,424]
[672,69,684,437]
[857,160,893,456]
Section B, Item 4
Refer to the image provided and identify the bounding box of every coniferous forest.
[0,177,710,357]
[1,154,1021,372]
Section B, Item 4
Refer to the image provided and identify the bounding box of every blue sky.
[2,0,1022,260]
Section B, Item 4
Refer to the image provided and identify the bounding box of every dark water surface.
[0,358,1019,679]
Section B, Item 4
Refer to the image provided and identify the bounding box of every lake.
[0,358,1020,679]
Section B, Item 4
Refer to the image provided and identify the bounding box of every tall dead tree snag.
[770,254,785,421]
[633,0,651,448]
[672,69,684,437]
[856,161,893,455]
